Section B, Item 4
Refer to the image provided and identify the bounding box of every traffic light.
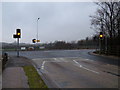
[13,34,19,38]
[99,32,103,39]
[32,39,36,43]
[13,29,21,38]
[16,29,21,38]
[13,29,21,57]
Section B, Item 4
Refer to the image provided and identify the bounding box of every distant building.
[21,47,26,51]
[39,46,45,49]
[28,47,34,50]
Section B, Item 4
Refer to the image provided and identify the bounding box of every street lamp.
[37,17,40,43]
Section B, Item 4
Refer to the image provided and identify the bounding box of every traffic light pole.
[17,37,19,57]
[13,29,21,57]
[99,32,103,54]
[105,36,107,54]
[99,39,101,54]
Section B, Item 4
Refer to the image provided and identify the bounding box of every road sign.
[37,40,40,42]
[32,39,36,43]
[13,34,19,38]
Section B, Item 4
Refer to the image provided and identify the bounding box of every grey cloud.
[2,2,97,43]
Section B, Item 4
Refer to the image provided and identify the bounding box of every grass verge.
[23,65,48,88]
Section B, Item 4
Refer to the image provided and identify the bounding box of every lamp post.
[37,18,40,43]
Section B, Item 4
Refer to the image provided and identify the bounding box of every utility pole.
[36,18,40,50]
[31,18,40,51]
[37,18,40,43]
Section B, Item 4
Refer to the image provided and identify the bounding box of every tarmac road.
[33,57,119,88]
[6,49,119,66]
[6,49,119,88]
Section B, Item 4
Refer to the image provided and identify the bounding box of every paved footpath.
[2,56,33,88]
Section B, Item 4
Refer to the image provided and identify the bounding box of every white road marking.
[85,59,93,61]
[32,58,42,60]
[32,57,79,61]
[41,61,46,70]
[73,60,99,74]
[53,58,67,62]
[59,58,68,62]
[43,51,51,52]
[40,59,67,70]
[53,58,57,61]
[53,58,61,62]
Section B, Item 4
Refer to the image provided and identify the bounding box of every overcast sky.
[2,2,97,44]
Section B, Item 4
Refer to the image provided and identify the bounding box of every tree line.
[90,1,120,56]
[44,38,98,50]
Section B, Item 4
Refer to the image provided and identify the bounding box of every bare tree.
[90,1,120,55]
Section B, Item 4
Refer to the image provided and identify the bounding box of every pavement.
[2,56,33,88]
[89,51,120,60]
[0,55,2,89]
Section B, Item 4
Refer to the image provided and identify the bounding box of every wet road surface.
[5,49,119,88]
[6,49,119,66]
[33,57,119,88]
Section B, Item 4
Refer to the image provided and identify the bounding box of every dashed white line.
[53,58,57,61]
[53,58,68,62]
[32,58,42,60]
[40,58,67,70]
[43,51,51,52]
[41,61,46,70]
[84,59,93,61]
[73,60,99,74]
[85,59,90,61]
[54,58,62,62]
[59,58,68,62]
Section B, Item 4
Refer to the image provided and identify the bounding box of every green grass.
[23,66,48,88]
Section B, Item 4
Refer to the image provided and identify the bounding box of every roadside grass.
[3,49,16,51]
[23,66,48,88]
[93,50,99,54]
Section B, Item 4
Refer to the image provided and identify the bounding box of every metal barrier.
[2,53,8,70]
